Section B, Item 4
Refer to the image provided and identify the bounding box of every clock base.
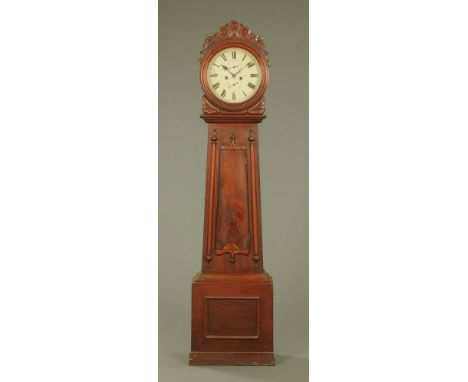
[189,351,275,366]
[190,272,274,366]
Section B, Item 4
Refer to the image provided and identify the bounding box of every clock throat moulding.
[189,20,275,366]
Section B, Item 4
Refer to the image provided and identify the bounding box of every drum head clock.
[199,20,270,121]
[190,21,275,366]
[205,46,263,104]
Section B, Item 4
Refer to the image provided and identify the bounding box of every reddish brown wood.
[205,297,259,338]
[190,273,274,366]
[201,125,264,273]
[190,21,274,366]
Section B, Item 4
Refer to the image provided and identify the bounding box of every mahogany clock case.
[190,20,274,366]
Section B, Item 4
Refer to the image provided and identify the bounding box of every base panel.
[189,351,275,366]
[190,272,274,366]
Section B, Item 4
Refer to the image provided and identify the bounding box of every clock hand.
[222,64,236,77]
[232,65,247,77]
[228,81,239,88]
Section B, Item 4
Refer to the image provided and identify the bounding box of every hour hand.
[222,64,236,76]
[232,65,246,77]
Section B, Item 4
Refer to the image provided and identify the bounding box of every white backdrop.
[311,1,468,381]
[0,1,158,381]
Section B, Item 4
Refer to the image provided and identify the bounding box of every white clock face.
[206,47,262,104]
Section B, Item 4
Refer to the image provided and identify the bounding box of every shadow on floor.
[163,352,308,382]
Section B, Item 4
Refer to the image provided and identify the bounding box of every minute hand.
[232,64,248,77]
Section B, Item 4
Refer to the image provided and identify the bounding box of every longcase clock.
[189,20,274,366]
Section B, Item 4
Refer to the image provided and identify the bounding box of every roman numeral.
[232,92,236,101]
[232,51,236,59]
[221,89,226,98]
[242,54,246,61]
[210,74,218,77]
[212,63,219,67]
[247,62,255,68]
[250,73,259,77]
[221,53,227,61]
[248,82,255,89]
[242,90,247,97]
[213,82,220,89]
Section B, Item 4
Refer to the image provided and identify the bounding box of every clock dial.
[206,47,262,104]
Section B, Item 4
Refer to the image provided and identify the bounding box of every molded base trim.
[189,351,275,366]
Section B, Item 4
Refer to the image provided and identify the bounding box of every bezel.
[200,40,269,112]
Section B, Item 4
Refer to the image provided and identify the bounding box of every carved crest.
[199,20,270,67]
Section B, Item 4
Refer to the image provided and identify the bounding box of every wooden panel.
[214,138,250,256]
[205,297,259,339]
[202,125,264,273]
[191,273,273,354]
